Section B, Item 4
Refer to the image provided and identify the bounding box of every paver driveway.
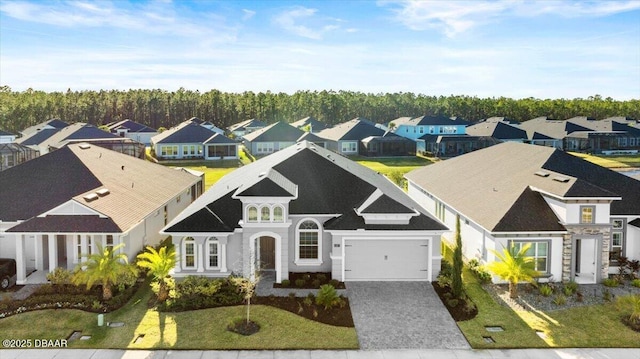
[347,282,470,350]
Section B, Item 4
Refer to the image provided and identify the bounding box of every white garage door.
[344,239,429,281]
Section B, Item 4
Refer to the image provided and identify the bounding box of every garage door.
[344,239,429,281]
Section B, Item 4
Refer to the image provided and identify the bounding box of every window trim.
[341,141,358,153]
[295,218,322,265]
[206,237,220,270]
[580,206,595,224]
[247,205,258,223]
[182,237,197,270]
[509,240,551,274]
[610,218,626,264]
[273,205,284,222]
[260,205,271,222]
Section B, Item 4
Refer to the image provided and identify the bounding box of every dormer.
[233,168,297,225]
[355,189,419,225]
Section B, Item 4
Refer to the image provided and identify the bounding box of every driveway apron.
[347,282,470,350]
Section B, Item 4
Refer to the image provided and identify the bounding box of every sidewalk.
[1,348,639,359]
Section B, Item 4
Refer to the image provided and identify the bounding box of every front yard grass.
[0,283,358,350]
[353,155,433,176]
[459,268,640,348]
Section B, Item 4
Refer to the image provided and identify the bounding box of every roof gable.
[493,187,566,232]
[317,119,384,141]
[153,122,216,144]
[243,121,304,142]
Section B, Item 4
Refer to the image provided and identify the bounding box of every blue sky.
[1,0,639,99]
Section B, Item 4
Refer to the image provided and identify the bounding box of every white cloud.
[272,6,341,40]
[242,9,256,21]
[380,0,640,37]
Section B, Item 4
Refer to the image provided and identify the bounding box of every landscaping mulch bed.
[254,295,354,327]
[432,283,478,322]
[273,272,346,289]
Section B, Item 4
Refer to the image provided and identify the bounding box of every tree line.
[1,85,638,134]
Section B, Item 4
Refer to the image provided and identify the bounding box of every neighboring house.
[418,134,499,157]
[297,132,328,148]
[390,115,469,141]
[0,142,39,171]
[151,120,238,161]
[0,130,16,144]
[15,119,70,151]
[361,132,416,157]
[519,116,640,153]
[18,122,145,158]
[316,118,387,156]
[106,119,158,145]
[162,141,447,283]
[290,117,329,133]
[188,117,225,135]
[227,119,267,137]
[406,142,640,284]
[19,118,69,138]
[0,143,203,284]
[242,121,304,156]
[466,119,528,142]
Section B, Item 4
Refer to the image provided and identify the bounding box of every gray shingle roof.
[316,118,384,141]
[242,121,304,142]
[227,119,267,132]
[165,141,445,233]
[290,117,329,131]
[152,121,218,144]
[466,121,527,140]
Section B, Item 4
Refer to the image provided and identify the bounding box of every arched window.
[247,205,258,222]
[296,219,321,261]
[273,206,284,222]
[261,206,271,222]
[182,237,196,269]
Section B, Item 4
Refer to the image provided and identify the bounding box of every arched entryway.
[250,232,282,283]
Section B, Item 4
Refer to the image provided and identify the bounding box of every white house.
[406,142,640,284]
[151,120,238,161]
[106,119,158,146]
[0,143,203,284]
[163,141,447,283]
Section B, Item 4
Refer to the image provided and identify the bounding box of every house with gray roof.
[227,119,267,137]
[316,118,413,156]
[163,141,447,283]
[290,117,329,133]
[0,143,203,285]
[106,119,158,145]
[406,142,640,284]
[242,121,305,156]
[466,119,528,142]
[151,120,238,161]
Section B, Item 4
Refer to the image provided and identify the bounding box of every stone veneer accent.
[562,225,611,283]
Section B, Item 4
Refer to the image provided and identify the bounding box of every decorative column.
[196,237,204,273]
[562,233,573,283]
[15,235,26,284]
[48,234,58,272]
[220,241,228,273]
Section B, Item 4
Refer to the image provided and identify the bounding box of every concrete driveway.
[347,282,470,350]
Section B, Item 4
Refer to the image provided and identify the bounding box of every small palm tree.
[137,245,176,303]
[73,243,137,300]
[486,243,540,299]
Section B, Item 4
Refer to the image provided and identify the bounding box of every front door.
[575,238,597,284]
[258,236,276,271]
[56,235,67,269]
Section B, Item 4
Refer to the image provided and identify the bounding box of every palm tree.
[486,244,540,299]
[73,243,137,300]
[137,245,176,303]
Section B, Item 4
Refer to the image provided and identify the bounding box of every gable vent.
[553,176,570,183]
[83,193,99,202]
[96,188,110,196]
[534,171,549,177]
[78,144,91,150]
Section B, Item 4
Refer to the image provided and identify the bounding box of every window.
[419,127,424,133]
[297,220,320,260]
[261,206,270,221]
[618,137,628,147]
[164,205,168,225]
[630,138,637,147]
[87,235,93,255]
[256,142,274,154]
[247,206,258,222]
[610,219,625,262]
[183,145,202,156]
[273,206,284,222]
[183,237,196,269]
[207,238,219,269]
[580,206,595,224]
[106,235,114,252]
[341,142,358,153]
[76,235,82,263]
[511,241,549,273]
[160,145,178,156]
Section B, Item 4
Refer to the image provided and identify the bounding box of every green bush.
[552,294,566,305]
[447,298,459,307]
[46,268,74,285]
[329,279,340,287]
[315,284,342,310]
[539,284,553,297]
[467,259,492,284]
[564,281,579,295]
[280,279,290,287]
[295,279,306,287]
[311,279,321,288]
[631,279,640,288]
[603,278,620,287]
[302,274,311,282]
[159,276,243,312]
[302,296,313,307]
[316,273,327,282]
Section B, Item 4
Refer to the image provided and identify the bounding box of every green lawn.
[0,283,358,350]
[569,152,640,168]
[458,268,640,348]
[352,155,433,176]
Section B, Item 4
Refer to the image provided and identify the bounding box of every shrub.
[603,278,620,287]
[316,284,342,310]
[463,298,476,315]
[311,279,321,288]
[447,298,459,308]
[288,292,296,300]
[631,279,640,288]
[616,295,640,322]
[302,274,311,282]
[329,279,340,287]
[564,281,579,295]
[552,294,566,306]
[603,289,613,302]
[302,296,313,307]
[46,268,74,285]
[295,279,306,287]
[539,284,553,297]
[316,273,327,282]
[280,279,291,287]
[159,276,243,312]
